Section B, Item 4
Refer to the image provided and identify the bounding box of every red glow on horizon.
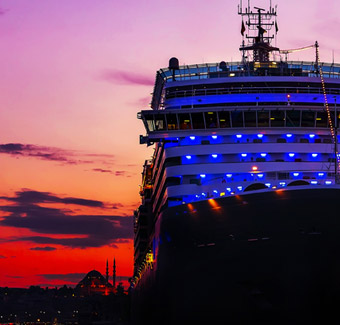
[0,0,337,289]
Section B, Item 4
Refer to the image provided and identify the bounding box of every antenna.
[238,1,279,62]
[315,41,319,75]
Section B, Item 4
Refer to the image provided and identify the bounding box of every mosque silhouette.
[75,259,117,296]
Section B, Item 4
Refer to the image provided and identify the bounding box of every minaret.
[105,259,109,284]
[113,258,116,289]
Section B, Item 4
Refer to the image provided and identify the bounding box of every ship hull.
[131,187,340,324]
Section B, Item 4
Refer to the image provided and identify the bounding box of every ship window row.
[180,152,336,165]
[143,110,338,132]
[163,171,336,208]
[177,171,336,185]
[165,134,334,147]
[165,86,340,99]
[166,81,340,92]
[159,62,340,83]
[167,177,336,207]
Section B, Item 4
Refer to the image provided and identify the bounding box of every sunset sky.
[1,0,339,288]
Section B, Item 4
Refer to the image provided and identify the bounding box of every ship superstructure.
[132,2,340,324]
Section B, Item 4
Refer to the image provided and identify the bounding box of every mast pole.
[315,41,319,75]
[258,8,262,41]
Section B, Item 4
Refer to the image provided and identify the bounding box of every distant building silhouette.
[113,258,116,289]
[106,259,109,283]
[76,270,113,296]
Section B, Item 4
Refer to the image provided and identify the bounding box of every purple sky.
[0,0,339,287]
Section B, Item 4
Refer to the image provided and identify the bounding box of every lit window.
[309,134,315,138]
[241,153,247,157]
[265,183,271,188]
[213,190,218,194]
[226,174,232,178]
[279,182,286,186]
[258,173,264,178]
[200,174,206,178]
[226,187,232,192]
[286,134,293,138]
[236,134,242,138]
[185,155,192,159]
[312,153,318,157]
[189,136,196,140]
[260,153,267,157]
[318,172,325,177]
[289,153,295,157]
[293,172,300,177]
[237,186,243,191]
[311,181,318,185]
[257,134,264,138]
[211,135,218,139]
[211,154,218,158]
[325,181,332,185]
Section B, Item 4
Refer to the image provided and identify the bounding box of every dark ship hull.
[132,187,340,324]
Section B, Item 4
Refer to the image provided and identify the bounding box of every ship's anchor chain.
[316,44,340,182]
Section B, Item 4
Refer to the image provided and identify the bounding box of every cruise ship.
[131,2,340,324]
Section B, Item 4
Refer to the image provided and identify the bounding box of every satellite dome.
[219,61,227,71]
[169,57,179,70]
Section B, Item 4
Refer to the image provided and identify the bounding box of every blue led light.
[226,187,232,192]
[293,172,300,177]
[211,154,218,158]
[185,155,192,159]
[237,186,243,191]
[200,174,206,178]
[279,182,286,186]
[260,153,267,157]
[241,153,247,157]
[289,153,295,157]
[213,190,218,194]
[257,134,264,138]
[318,172,325,177]
[265,183,271,188]
[286,134,293,138]
[189,136,196,140]
[211,135,218,139]
[258,173,264,178]
[236,134,242,138]
[309,134,315,138]
[311,181,318,185]
[195,195,200,198]
[201,192,207,197]
[226,174,233,178]
[312,153,318,157]
[325,181,332,185]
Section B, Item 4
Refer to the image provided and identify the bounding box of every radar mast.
[238,0,279,63]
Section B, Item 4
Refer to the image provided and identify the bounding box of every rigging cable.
[316,45,340,180]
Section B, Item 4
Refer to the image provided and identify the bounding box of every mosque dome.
[76,269,112,296]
